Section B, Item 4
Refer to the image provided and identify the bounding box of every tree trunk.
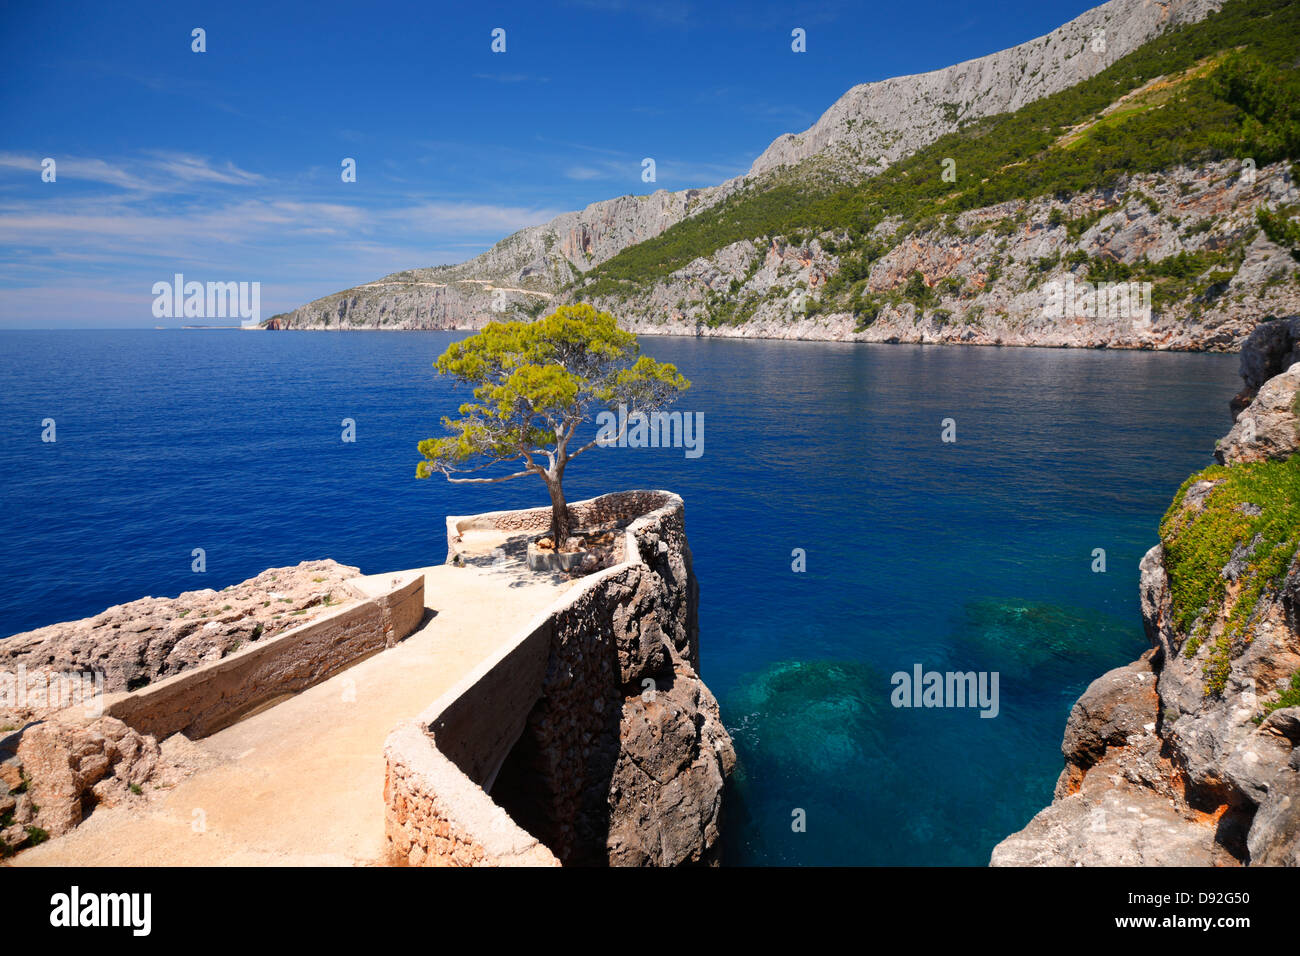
[544,472,571,544]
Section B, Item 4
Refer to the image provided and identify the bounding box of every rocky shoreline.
[993,317,1300,866]
[264,158,1300,354]
[0,560,363,857]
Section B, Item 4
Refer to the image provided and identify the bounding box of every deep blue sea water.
[0,330,1239,865]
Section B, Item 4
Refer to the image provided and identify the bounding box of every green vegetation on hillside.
[1262,670,1300,718]
[1074,240,1253,312]
[1159,455,1300,696]
[1259,203,1300,261]
[574,0,1300,303]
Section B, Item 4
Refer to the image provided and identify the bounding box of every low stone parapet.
[446,490,674,543]
[385,490,733,867]
[383,721,559,867]
[102,570,425,740]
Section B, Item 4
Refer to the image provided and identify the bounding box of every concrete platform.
[14,559,569,867]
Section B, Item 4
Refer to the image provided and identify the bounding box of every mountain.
[746,0,1221,177]
[266,0,1300,350]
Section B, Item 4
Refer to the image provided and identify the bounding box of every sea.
[0,329,1240,864]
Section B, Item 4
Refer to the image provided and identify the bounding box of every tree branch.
[569,409,631,461]
[442,469,537,484]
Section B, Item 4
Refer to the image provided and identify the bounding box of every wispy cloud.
[565,166,602,181]
[0,145,567,326]
[0,196,561,262]
[386,201,561,234]
[0,151,265,193]
[141,152,265,186]
[564,161,631,182]
[0,153,144,190]
[560,150,743,187]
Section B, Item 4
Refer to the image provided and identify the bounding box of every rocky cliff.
[1,560,363,694]
[747,0,1222,179]
[393,491,735,867]
[610,160,1300,350]
[267,0,1231,337]
[992,317,1300,866]
[0,559,360,858]
[265,187,737,330]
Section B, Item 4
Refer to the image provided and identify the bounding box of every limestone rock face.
[1230,316,1300,415]
[608,162,1300,351]
[489,500,734,866]
[0,715,162,855]
[1219,316,1300,462]
[265,190,738,330]
[748,0,1221,178]
[993,327,1300,865]
[1217,363,1300,464]
[992,761,1243,867]
[606,658,734,867]
[1247,725,1300,865]
[1143,526,1299,816]
[1,560,362,694]
[1059,654,1161,774]
[602,512,731,865]
[991,650,1245,866]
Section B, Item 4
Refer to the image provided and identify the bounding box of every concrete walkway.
[15,557,567,867]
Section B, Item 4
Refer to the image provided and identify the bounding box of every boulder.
[1247,743,1300,865]
[1217,362,1300,464]
[7,715,161,838]
[1061,655,1160,772]
[606,662,734,867]
[1230,316,1300,418]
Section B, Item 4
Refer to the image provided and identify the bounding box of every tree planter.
[526,539,588,572]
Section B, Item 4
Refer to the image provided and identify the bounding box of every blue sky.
[0,0,1102,327]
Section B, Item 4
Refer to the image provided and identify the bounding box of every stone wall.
[383,490,733,867]
[383,722,559,867]
[103,570,425,741]
[446,490,673,539]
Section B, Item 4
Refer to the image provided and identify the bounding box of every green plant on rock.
[1258,206,1300,262]
[575,0,1300,300]
[1261,671,1300,718]
[902,271,935,309]
[1160,455,1300,696]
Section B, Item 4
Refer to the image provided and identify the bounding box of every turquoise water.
[0,330,1239,864]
